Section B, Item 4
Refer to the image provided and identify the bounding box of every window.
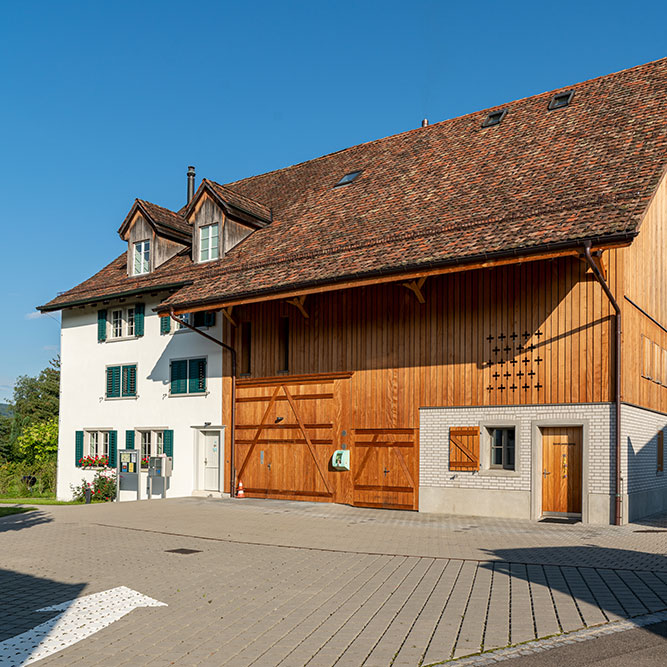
[489,427,515,470]
[200,224,219,262]
[88,431,109,458]
[548,90,574,110]
[177,311,216,330]
[482,109,507,128]
[110,307,135,339]
[170,358,207,395]
[139,430,164,467]
[334,170,362,187]
[241,322,252,375]
[106,364,137,398]
[278,316,289,373]
[133,240,150,275]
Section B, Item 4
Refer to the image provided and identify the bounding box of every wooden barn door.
[541,427,583,515]
[352,428,418,510]
[234,374,350,503]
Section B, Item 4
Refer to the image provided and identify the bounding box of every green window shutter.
[75,431,84,467]
[160,315,171,335]
[189,358,206,393]
[163,430,173,461]
[122,364,137,397]
[97,310,107,342]
[204,311,215,327]
[106,366,120,398]
[108,431,117,467]
[170,360,187,394]
[134,303,145,337]
[125,430,135,449]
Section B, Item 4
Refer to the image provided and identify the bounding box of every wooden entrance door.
[541,427,582,514]
[235,373,351,502]
[352,428,418,510]
[202,431,221,492]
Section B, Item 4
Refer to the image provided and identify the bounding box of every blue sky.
[0,0,665,402]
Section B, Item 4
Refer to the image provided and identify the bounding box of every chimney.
[187,166,196,203]
[421,119,429,128]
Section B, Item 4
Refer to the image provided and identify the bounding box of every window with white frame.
[87,431,110,462]
[139,430,164,467]
[110,307,135,339]
[199,224,219,262]
[489,427,515,470]
[133,240,150,275]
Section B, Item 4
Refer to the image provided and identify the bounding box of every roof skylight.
[482,109,507,128]
[334,170,362,187]
[548,90,574,110]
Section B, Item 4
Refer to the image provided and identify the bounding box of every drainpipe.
[168,307,237,498]
[582,242,622,525]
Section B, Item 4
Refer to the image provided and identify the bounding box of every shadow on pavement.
[482,546,667,642]
[0,509,53,533]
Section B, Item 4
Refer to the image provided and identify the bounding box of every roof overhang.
[118,200,191,244]
[156,233,635,316]
[38,281,191,313]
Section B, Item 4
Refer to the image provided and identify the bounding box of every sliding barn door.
[235,374,351,503]
[352,428,418,510]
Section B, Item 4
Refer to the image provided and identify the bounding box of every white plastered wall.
[57,299,223,501]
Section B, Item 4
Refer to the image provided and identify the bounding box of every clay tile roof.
[135,199,192,241]
[205,180,272,224]
[40,57,667,313]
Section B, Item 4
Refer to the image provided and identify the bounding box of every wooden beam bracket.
[402,277,427,304]
[222,306,237,327]
[286,294,309,319]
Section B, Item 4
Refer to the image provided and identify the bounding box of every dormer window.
[133,240,150,275]
[199,224,219,262]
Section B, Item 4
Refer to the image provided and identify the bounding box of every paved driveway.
[1,498,667,666]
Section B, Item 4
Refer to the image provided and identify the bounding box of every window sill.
[105,336,138,343]
[104,396,138,401]
[478,468,521,478]
[168,391,209,398]
[172,327,213,335]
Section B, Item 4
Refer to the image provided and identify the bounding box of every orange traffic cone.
[237,481,245,498]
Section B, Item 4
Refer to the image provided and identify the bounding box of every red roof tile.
[40,58,667,312]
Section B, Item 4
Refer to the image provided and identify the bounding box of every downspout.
[168,307,237,498]
[582,242,622,525]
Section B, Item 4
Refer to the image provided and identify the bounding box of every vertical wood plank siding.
[229,257,615,417]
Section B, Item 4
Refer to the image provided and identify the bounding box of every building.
[40,58,667,523]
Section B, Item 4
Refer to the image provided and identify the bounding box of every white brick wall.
[621,404,667,495]
[420,403,615,493]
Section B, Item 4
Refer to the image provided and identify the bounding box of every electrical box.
[148,456,172,478]
[332,449,350,470]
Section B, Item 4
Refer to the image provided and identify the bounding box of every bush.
[0,459,57,497]
[71,469,117,502]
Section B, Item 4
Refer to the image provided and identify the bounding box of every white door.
[203,431,221,491]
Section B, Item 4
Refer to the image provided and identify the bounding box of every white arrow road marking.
[0,586,167,666]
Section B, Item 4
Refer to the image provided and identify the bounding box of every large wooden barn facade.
[41,58,667,523]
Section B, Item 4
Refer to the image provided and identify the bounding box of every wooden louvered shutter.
[160,315,171,335]
[108,431,117,467]
[122,365,137,397]
[189,358,206,393]
[658,431,664,473]
[163,430,173,463]
[75,431,84,467]
[449,427,480,471]
[170,360,187,394]
[97,310,107,342]
[204,311,215,327]
[134,303,145,337]
[106,366,121,398]
[126,430,135,449]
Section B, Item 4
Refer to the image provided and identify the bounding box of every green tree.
[16,418,58,462]
[0,358,60,462]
